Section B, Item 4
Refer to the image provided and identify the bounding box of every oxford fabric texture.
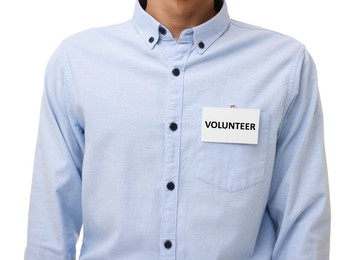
[25,0,330,259]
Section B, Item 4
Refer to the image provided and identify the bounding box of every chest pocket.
[192,109,271,192]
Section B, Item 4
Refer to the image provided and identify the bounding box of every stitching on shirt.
[284,45,306,117]
[60,44,85,132]
[57,43,84,252]
[277,45,305,137]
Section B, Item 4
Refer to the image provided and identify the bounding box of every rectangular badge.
[201,107,260,144]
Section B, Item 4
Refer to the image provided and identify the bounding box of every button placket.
[159,39,194,259]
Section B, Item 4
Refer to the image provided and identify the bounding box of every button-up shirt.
[25,0,331,259]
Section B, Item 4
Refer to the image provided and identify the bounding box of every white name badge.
[201,107,260,144]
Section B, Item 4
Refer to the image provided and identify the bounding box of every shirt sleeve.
[25,44,84,260]
[268,47,331,259]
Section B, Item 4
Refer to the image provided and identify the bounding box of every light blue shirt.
[25,0,330,259]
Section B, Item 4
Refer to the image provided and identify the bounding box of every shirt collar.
[132,0,230,55]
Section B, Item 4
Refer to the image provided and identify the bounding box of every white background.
[0,0,355,259]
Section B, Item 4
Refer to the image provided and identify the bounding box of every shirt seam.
[285,45,306,114]
[59,43,84,132]
[277,44,306,136]
[57,43,83,254]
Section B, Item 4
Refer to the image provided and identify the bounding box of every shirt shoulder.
[230,19,303,42]
[58,20,136,51]
[229,19,305,52]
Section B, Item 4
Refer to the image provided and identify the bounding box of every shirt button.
[172,68,180,76]
[159,26,167,35]
[164,240,172,249]
[167,182,175,190]
[198,41,205,49]
[169,122,178,131]
[148,37,154,43]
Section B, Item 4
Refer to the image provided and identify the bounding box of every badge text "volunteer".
[204,121,256,130]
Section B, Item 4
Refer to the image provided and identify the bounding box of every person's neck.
[146,0,217,42]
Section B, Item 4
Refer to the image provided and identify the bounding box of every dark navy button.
[169,122,178,131]
[159,26,167,35]
[164,240,172,249]
[172,68,180,76]
[148,37,154,43]
[198,41,205,49]
[167,182,175,190]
